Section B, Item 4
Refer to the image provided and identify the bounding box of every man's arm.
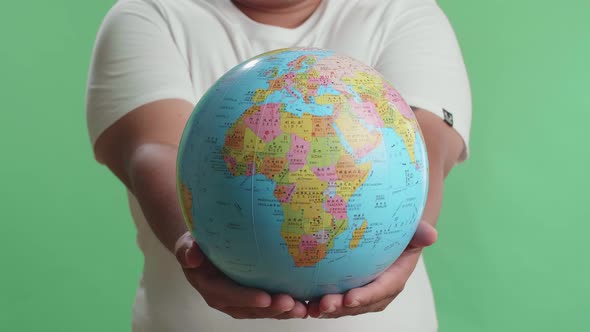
[94,99,307,319]
[308,108,465,318]
[414,107,465,228]
[94,99,192,253]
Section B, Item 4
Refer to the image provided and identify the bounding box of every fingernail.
[318,313,327,319]
[346,300,360,308]
[322,305,335,314]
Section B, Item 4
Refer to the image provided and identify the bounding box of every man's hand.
[307,217,437,318]
[175,232,309,319]
[308,108,464,318]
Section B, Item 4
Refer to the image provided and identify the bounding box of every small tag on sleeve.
[442,108,454,127]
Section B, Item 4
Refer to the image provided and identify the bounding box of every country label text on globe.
[177,48,428,300]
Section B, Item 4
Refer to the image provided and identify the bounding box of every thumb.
[174,231,205,269]
[407,221,438,249]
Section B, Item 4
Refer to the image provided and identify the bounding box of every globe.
[177,48,429,300]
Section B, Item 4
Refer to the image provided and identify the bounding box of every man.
[86,0,471,331]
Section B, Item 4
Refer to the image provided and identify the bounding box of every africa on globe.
[177,48,428,300]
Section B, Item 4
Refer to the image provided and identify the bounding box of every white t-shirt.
[86,0,471,331]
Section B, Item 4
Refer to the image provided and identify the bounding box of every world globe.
[177,48,428,300]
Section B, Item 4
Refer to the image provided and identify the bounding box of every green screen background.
[1,0,588,331]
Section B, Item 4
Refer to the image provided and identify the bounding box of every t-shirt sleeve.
[374,0,472,161]
[85,0,195,147]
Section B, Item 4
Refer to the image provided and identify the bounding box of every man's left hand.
[307,221,438,318]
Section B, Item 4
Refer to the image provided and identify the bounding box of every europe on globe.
[177,48,428,300]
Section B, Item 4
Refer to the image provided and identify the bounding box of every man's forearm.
[92,100,196,254]
[414,109,465,228]
[127,143,188,253]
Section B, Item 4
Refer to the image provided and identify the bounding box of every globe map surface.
[177,48,428,300]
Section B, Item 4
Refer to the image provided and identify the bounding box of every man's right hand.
[175,232,308,319]
[95,99,307,319]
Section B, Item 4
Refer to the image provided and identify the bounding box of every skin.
[231,0,322,29]
[95,99,463,319]
[94,0,465,320]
